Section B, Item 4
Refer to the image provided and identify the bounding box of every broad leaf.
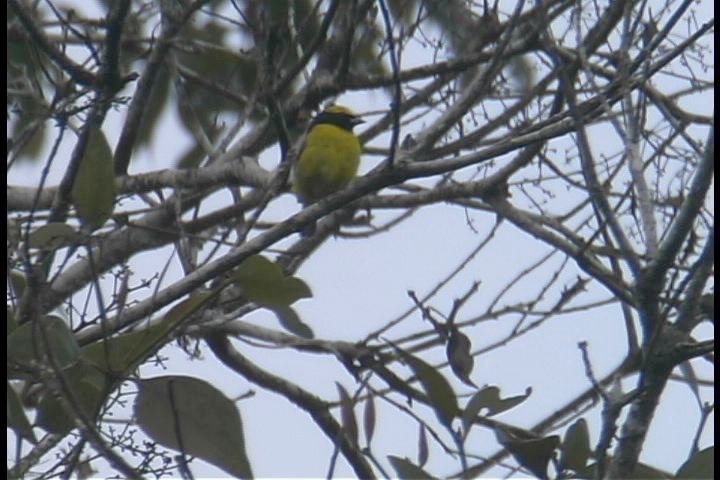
[462,385,532,435]
[559,418,591,473]
[446,327,476,387]
[228,255,312,308]
[7,315,80,376]
[273,306,314,338]
[34,361,108,435]
[496,429,559,480]
[394,346,458,430]
[35,377,103,435]
[71,127,116,230]
[135,375,253,479]
[336,383,358,445]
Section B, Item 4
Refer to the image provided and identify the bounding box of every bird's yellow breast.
[293,123,362,204]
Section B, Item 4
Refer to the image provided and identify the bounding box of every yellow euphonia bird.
[292,105,364,234]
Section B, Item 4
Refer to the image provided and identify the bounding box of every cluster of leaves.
[342,358,713,480]
[8,255,308,477]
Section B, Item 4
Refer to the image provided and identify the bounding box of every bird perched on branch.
[292,105,364,235]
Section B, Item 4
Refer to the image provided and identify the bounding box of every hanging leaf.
[134,375,253,479]
[446,327,476,387]
[495,428,559,480]
[387,455,438,480]
[418,423,429,467]
[336,383,358,445]
[273,306,314,339]
[363,389,376,447]
[34,359,108,436]
[392,345,459,430]
[461,391,485,437]
[7,315,80,376]
[228,255,312,308]
[71,127,116,230]
[225,256,314,337]
[35,375,103,435]
[462,385,532,435]
[559,418,591,473]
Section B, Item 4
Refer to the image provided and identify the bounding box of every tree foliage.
[7,0,714,478]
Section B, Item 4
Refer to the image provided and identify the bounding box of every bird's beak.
[352,117,365,126]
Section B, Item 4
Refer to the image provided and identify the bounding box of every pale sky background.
[7,1,714,478]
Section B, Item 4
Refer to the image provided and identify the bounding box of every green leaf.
[387,455,437,480]
[675,446,714,479]
[135,69,172,153]
[7,315,80,376]
[495,429,559,480]
[32,357,108,436]
[336,383,358,445]
[418,423,429,467]
[71,127,116,230]
[134,375,253,479]
[77,291,216,424]
[363,390,376,447]
[35,393,75,435]
[273,306,314,338]
[228,255,312,308]
[446,327,476,387]
[462,385,531,435]
[35,371,104,435]
[461,390,485,437]
[81,325,163,377]
[559,418,591,473]
[81,292,214,377]
[393,346,458,430]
